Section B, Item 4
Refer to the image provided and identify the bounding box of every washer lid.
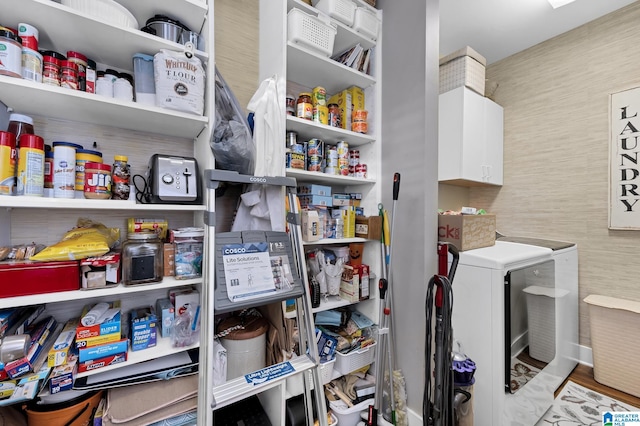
[497,236,575,251]
[456,241,552,270]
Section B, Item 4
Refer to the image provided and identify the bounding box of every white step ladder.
[201,169,328,426]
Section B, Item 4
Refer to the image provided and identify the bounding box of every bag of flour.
[154,49,205,115]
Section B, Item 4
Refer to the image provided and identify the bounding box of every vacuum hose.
[423,274,454,426]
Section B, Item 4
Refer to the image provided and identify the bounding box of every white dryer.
[449,239,578,426]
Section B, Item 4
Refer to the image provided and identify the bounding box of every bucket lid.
[218,315,269,340]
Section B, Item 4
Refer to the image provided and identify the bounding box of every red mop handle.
[393,173,400,200]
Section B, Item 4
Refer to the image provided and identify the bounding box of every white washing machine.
[449,239,578,426]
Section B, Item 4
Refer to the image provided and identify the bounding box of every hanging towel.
[232,75,286,232]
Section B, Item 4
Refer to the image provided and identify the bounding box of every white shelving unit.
[0,0,215,424]
[259,0,383,423]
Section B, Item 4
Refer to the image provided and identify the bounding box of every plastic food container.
[61,0,138,29]
[133,53,155,105]
[287,8,337,57]
[314,0,357,26]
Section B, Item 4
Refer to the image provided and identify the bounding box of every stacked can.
[352,109,368,134]
[325,145,338,175]
[337,141,349,176]
[307,138,323,172]
[312,86,328,125]
[348,149,360,176]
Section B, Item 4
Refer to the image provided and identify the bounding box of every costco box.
[355,216,382,240]
[585,295,640,398]
[439,46,486,95]
[437,214,496,251]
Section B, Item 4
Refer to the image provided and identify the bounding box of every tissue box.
[437,214,496,251]
[439,46,486,95]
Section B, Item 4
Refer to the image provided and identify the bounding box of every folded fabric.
[103,375,198,425]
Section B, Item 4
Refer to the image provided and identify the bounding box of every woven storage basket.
[288,8,337,57]
[439,46,486,95]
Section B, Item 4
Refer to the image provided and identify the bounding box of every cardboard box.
[339,265,360,303]
[355,216,382,240]
[48,318,79,367]
[299,194,332,208]
[437,214,496,251]
[49,355,77,394]
[164,243,176,277]
[76,301,121,340]
[77,352,128,373]
[301,210,321,242]
[439,46,486,95]
[170,288,200,316]
[80,252,121,288]
[75,331,121,349]
[328,86,365,130]
[78,338,129,363]
[156,298,174,338]
[130,307,157,351]
[298,184,331,196]
[333,193,361,207]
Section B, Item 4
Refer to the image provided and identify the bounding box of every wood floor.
[561,363,640,408]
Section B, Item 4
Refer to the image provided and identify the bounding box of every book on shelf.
[332,43,363,68]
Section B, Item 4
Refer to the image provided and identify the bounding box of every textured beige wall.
[215,0,259,113]
[467,2,640,349]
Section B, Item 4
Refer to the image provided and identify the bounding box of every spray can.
[16,134,44,196]
[0,131,17,195]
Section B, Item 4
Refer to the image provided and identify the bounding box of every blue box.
[130,307,157,351]
[155,298,174,338]
[298,184,332,196]
[49,355,77,394]
[299,195,333,207]
[78,339,129,363]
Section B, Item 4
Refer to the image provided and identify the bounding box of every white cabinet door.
[438,86,503,186]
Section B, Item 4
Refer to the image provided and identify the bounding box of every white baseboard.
[406,345,595,426]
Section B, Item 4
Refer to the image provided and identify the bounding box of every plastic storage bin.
[288,8,337,57]
[335,341,376,375]
[330,397,372,426]
[522,285,568,363]
[352,7,378,40]
[313,0,356,26]
[585,294,640,398]
[133,53,155,106]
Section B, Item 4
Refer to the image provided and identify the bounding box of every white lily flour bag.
[154,49,205,115]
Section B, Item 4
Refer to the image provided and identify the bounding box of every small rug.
[536,380,640,425]
[510,357,541,393]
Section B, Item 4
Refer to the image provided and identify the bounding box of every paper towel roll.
[81,302,110,326]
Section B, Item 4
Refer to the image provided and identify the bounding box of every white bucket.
[218,315,269,380]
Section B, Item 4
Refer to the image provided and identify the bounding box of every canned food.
[307,154,322,172]
[349,149,360,167]
[307,138,323,156]
[328,103,341,128]
[286,152,305,170]
[337,141,349,158]
[286,94,296,116]
[286,131,297,148]
[312,86,326,106]
[352,121,368,134]
[356,163,368,179]
[127,218,169,240]
[313,105,328,125]
[41,50,65,87]
[352,109,368,122]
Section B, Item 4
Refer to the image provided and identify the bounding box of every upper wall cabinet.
[438,86,504,186]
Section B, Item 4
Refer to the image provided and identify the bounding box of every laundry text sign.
[610,87,640,229]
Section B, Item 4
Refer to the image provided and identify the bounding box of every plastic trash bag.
[211,67,255,175]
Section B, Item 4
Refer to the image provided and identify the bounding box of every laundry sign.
[610,87,640,229]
